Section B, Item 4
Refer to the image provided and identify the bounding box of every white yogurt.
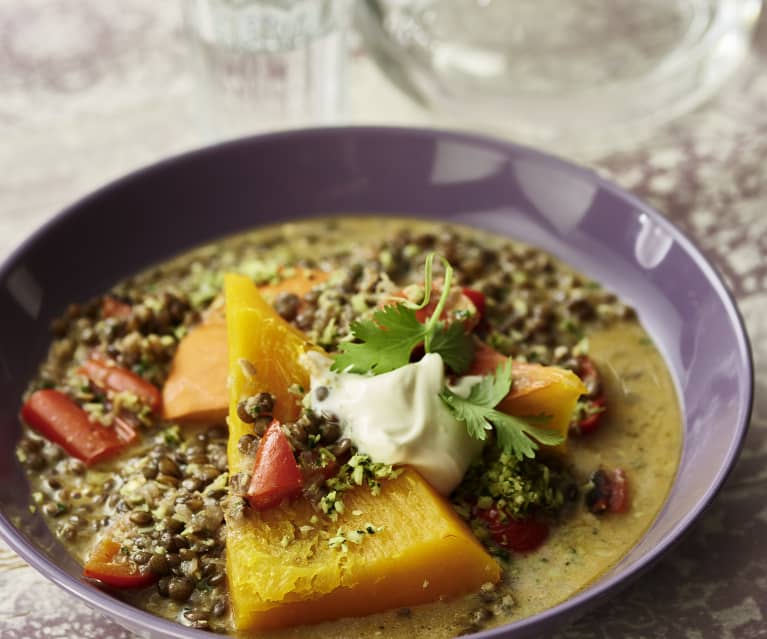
[302,351,483,495]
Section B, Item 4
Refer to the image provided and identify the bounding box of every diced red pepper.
[475,507,549,553]
[247,420,304,510]
[21,389,137,465]
[101,295,132,320]
[83,537,157,588]
[575,356,601,396]
[608,468,629,513]
[79,357,161,413]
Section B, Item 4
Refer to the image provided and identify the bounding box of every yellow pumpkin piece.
[224,273,318,469]
[224,274,500,631]
[227,469,501,632]
[502,361,586,443]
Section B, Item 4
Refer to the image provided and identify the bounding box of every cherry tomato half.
[475,507,549,553]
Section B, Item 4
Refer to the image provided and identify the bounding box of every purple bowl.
[0,127,753,638]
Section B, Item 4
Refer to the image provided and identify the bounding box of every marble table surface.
[1,1,766,638]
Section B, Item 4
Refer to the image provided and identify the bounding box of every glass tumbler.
[183,0,351,140]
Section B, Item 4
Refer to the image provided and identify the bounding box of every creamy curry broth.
[18,217,682,637]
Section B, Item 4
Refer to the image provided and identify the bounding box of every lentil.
[129,511,153,526]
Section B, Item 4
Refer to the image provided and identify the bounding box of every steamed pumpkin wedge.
[223,274,500,631]
[227,469,501,631]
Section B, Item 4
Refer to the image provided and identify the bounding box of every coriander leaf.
[440,362,563,459]
[464,360,512,408]
[428,321,475,374]
[331,304,427,374]
[330,252,474,375]
[488,409,562,459]
[439,388,493,441]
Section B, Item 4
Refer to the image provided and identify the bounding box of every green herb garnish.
[440,360,563,459]
[331,253,474,375]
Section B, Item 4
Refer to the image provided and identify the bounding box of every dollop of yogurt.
[302,351,483,495]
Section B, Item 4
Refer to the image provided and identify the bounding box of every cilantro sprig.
[440,360,564,459]
[331,253,474,375]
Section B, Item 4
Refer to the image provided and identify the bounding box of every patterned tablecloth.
[1,2,765,638]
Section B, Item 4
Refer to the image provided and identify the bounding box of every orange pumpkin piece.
[469,342,586,444]
[161,311,229,423]
[223,274,500,631]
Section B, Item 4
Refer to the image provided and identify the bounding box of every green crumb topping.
[454,452,570,520]
[319,454,402,519]
[328,523,384,552]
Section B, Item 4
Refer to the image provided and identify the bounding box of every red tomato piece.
[101,295,132,320]
[461,287,486,319]
[385,281,480,332]
[21,389,137,465]
[573,396,606,435]
[80,357,161,413]
[475,507,549,553]
[413,287,479,330]
[247,420,304,510]
[83,537,157,588]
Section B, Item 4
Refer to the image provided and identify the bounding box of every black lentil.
[147,553,170,576]
[129,511,154,526]
[168,577,195,602]
[273,292,301,321]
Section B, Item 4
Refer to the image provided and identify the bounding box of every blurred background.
[2,0,765,258]
[1,1,767,638]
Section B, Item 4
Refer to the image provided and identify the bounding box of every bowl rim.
[0,125,754,639]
